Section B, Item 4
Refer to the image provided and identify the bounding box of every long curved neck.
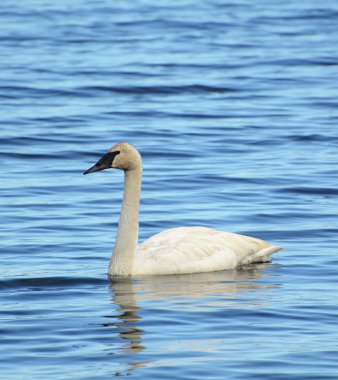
[109,165,142,277]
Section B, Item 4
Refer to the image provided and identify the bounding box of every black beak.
[83,162,109,175]
[83,151,120,175]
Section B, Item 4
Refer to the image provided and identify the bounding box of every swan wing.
[133,226,282,275]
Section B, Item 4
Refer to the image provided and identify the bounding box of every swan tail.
[254,245,283,263]
[240,245,283,265]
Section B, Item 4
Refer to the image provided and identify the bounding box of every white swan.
[84,142,282,277]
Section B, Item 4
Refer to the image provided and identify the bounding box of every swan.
[84,142,282,277]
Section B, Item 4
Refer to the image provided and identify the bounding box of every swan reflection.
[107,264,279,375]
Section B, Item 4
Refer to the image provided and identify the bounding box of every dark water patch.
[73,69,163,78]
[0,150,79,160]
[310,100,338,109]
[262,58,338,67]
[79,84,239,95]
[0,135,73,146]
[0,86,89,99]
[29,116,90,124]
[104,110,171,119]
[287,134,335,142]
[0,276,107,290]
[222,176,271,185]
[170,112,244,119]
[277,187,338,196]
[148,62,250,70]
[265,9,338,21]
[142,149,197,159]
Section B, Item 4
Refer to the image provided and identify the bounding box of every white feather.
[134,226,282,275]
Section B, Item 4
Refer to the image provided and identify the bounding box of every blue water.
[1,0,338,378]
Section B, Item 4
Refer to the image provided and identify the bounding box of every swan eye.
[83,150,120,175]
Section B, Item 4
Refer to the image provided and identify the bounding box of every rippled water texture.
[1,0,338,379]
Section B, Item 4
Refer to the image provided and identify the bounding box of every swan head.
[83,142,142,175]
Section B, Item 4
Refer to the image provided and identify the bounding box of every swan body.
[84,142,282,277]
[134,226,281,276]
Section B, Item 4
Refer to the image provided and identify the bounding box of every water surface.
[1,0,338,379]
